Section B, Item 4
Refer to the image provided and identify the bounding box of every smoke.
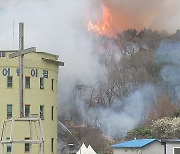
[0,0,106,133]
[101,0,180,33]
[157,42,180,102]
[0,1,105,87]
[74,85,157,138]
[0,0,105,124]
[101,86,157,137]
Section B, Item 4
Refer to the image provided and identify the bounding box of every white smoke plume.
[0,0,105,99]
[0,0,107,132]
[157,42,180,102]
[75,85,157,138]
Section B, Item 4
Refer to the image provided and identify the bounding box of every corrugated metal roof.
[112,139,158,148]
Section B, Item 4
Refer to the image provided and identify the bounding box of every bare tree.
[147,95,177,124]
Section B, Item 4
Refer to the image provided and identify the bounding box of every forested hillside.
[59,29,180,154]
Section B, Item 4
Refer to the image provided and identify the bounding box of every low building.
[161,139,180,154]
[112,139,164,154]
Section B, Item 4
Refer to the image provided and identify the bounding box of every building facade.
[0,50,63,153]
[161,139,180,154]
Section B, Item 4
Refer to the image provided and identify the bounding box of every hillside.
[59,29,180,153]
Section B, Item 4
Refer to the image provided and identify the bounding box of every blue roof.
[112,139,158,148]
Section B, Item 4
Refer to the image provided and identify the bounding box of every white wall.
[142,142,164,154]
[166,143,180,154]
[113,148,139,154]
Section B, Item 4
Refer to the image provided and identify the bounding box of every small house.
[112,139,164,154]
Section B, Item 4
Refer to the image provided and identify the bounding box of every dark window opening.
[0,51,6,57]
[40,77,44,89]
[7,76,13,88]
[52,79,54,91]
[174,148,180,154]
[25,77,30,88]
[25,138,30,152]
[25,105,30,117]
[51,106,54,121]
[6,137,11,152]
[7,105,12,118]
[40,105,44,120]
[51,138,54,152]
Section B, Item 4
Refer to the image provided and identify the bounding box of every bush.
[151,117,180,139]
[125,125,154,140]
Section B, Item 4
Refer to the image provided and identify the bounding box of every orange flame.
[88,5,114,37]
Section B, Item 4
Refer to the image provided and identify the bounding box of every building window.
[40,105,44,120]
[51,106,54,121]
[25,138,30,152]
[6,137,11,152]
[7,76,13,88]
[40,78,44,89]
[7,105,12,118]
[51,79,54,91]
[0,51,6,57]
[25,105,30,117]
[25,77,30,88]
[174,148,180,154]
[51,138,54,153]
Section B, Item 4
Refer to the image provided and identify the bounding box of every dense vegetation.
[59,29,180,154]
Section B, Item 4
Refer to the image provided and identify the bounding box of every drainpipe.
[164,143,166,154]
[161,141,166,154]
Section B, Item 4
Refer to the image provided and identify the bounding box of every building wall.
[142,142,164,154]
[113,148,139,154]
[0,51,60,154]
[166,143,180,154]
[113,141,164,154]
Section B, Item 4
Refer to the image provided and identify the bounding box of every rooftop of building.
[161,139,180,143]
[111,139,158,148]
[0,50,59,58]
[0,50,64,66]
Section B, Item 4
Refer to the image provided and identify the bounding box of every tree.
[137,29,165,50]
[151,117,180,139]
[125,125,153,140]
[147,95,177,124]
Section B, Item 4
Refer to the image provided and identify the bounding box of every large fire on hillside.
[88,0,180,35]
[87,5,114,37]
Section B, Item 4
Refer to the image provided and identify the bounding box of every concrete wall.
[113,141,164,154]
[0,51,60,154]
[142,141,164,154]
[113,148,139,154]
